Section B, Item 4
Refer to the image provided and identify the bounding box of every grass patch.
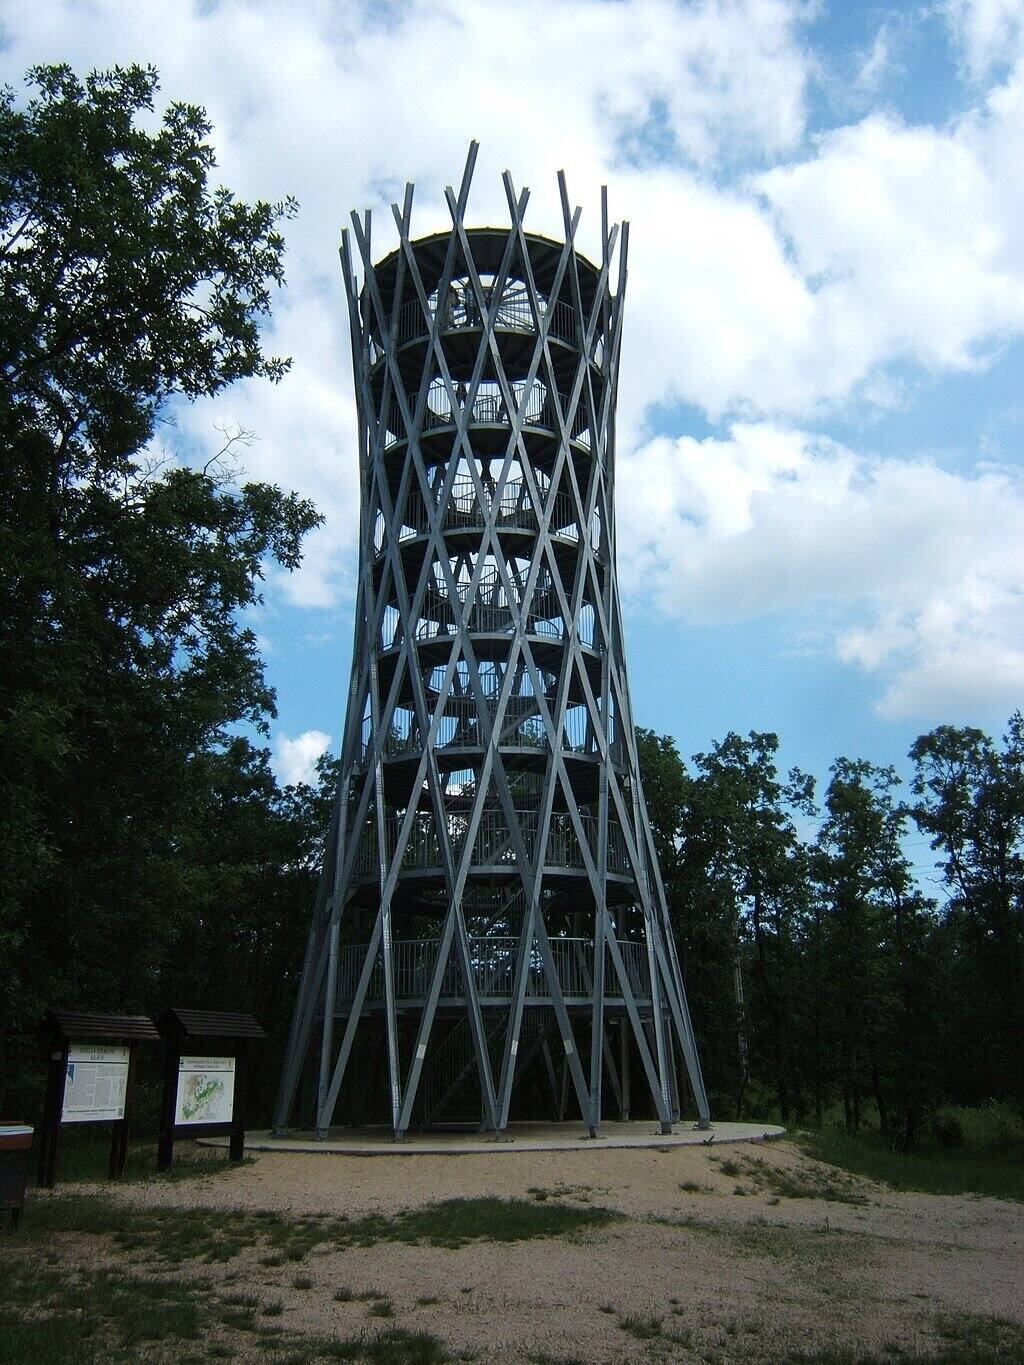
[344,1197,620,1248]
[781,1320,1024,1365]
[15,1192,618,1267]
[0,1236,453,1365]
[2,1191,612,1361]
[617,1313,662,1340]
[659,1212,867,1266]
[328,1329,452,1363]
[799,1127,1024,1203]
[47,1133,246,1185]
[726,1153,868,1205]
[932,1310,1024,1360]
[0,1260,203,1362]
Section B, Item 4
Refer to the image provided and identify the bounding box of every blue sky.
[3,0,1023,876]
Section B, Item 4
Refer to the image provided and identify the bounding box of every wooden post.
[109,1041,138,1179]
[157,1041,179,1169]
[37,1043,68,1189]
[229,1041,249,1162]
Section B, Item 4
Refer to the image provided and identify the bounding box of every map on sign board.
[175,1056,235,1126]
[62,1045,130,1123]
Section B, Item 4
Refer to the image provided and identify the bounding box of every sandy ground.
[69,1134,1021,1363]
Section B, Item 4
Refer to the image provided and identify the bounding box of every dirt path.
[86,1136,1023,1362]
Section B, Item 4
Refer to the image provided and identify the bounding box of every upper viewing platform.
[366,227,602,317]
[364,229,606,372]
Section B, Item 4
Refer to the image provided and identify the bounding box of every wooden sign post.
[157,1010,265,1168]
[37,1011,159,1189]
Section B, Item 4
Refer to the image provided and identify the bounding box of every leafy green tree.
[685,733,815,1121]
[813,759,941,1146]
[0,64,318,1109]
[635,728,740,1116]
[910,716,1024,1107]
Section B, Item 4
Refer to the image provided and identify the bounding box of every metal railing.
[392,482,579,544]
[381,382,592,450]
[358,696,610,761]
[351,809,631,879]
[387,294,578,349]
[336,934,653,1009]
[407,580,595,648]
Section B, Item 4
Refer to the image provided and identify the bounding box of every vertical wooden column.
[157,1041,180,1169]
[37,1043,68,1189]
[109,1041,139,1178]
[229,1041,249,1161]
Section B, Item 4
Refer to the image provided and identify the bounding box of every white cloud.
[178,290,361,609]
[618,424,1024,718]
[5,0,1023,435]
[274,729,331,786]
[945,0,1024,81]
[751,108,1024,406]
[5,0,1024,726]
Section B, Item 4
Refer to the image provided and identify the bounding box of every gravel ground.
[99,1135,1024,1362]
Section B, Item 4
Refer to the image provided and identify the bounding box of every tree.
[910,716,1024,1107]
[0,64,319,1109]
[813,759,941,1146]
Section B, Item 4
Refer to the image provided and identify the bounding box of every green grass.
[780,1312,1024,1364]
[617,1313,663,1340]
[0,1247,452,1365]
[324,1329,452,1363]
[1,1190,614,1362]
[45,1133,246,1184]
[799,1127,1024,1203]
[657,1211,869,1267]
[719,1152,869,1205]
[0,1260,205,1362]
[15,1192,619,1267]
[931,1310,1024,1361]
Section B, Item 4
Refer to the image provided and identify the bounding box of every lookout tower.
[274,147,710,1138]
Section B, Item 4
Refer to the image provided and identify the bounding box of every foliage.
[0,62,318,1114]
[636,717,1024,1146]
[798,1124,1024,1203]
[910,716,1024,1106]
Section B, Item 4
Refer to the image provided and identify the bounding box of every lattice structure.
[274,147,711,1138]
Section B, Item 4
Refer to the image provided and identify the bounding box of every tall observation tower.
[274,148,710,1139]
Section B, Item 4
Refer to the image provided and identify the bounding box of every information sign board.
[61,1044,130,1124]
[174,1055,235,1126]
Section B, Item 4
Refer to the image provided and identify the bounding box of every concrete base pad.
[206,1120,784,1156]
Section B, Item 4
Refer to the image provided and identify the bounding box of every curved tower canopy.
[274,145,710,1138]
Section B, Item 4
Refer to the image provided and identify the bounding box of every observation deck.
[336,935,654,1014]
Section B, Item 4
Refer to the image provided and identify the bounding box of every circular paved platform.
[210,1120,784,1156]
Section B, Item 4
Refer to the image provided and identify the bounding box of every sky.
[3,0,1023,874]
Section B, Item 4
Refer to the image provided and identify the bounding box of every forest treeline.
[636,723,1024,1148]
[1,65,1021,1143]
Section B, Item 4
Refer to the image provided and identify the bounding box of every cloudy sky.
[4,0,1023,817]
